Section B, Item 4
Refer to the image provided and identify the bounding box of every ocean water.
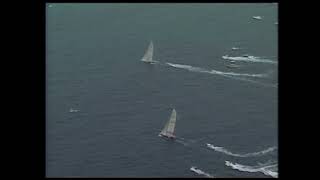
[46,3,278,177]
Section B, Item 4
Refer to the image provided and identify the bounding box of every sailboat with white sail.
[159,108,177,139]
[141,41,156,64]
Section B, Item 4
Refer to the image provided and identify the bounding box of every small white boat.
[242,54,255,59]
[231,47,240,50]
[69,108,79,113]
[253,16,262,20]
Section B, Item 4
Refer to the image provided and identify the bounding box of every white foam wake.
[222,55,277,64]
[223,74,278,88]
[190,166,214,178]
[225,161,278,178]
[166,63,267,78]
[206,143,277,157]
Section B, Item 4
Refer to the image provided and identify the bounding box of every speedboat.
[69,109,79,113]
[253,16,262,20]
[242,54,255,59]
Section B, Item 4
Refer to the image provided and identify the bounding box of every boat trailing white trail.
[165,62,277,88]
[225,160,278,178]
[166,63,267,78]
[190,166,214,178]
[206,143,277,157]
[222,55,277,64]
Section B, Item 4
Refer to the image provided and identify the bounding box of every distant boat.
[141,41,156,64]
[69,108,79,113]
[190,167,201,174]
[222,54,254,61]
[159,109,177,139]
[241,54,256,59]
[253,16,262,20]
[231,47,240,50]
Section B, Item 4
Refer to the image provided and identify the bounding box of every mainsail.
[159,109,177,138]
[141,41,154,62]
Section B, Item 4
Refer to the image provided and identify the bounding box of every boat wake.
[225,160,278,178]
[190,166,214,178]
[222,55,277,64]
[166,62,268,78]
[175,137,204,146]
[223,75,278,88]
[165,62,277,88]
[176,139,190,146]
[206,143,277,157]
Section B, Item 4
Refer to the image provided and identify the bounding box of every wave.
[206,143,277,157]
[222,55,277,64]
[190,166,214,178]
[176,139,189,146]
[166,63,267,78]
[257,159,278,166]
[225,160,278,178]
[175,137,207,146]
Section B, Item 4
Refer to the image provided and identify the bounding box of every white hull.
[253,16,262,20]
[141,59,157,64]
[159,133,176,139]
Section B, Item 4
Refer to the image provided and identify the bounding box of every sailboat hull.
[141,60,157,64]
[159,133,176,140]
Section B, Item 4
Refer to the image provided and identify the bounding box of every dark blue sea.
[46,3,278,177]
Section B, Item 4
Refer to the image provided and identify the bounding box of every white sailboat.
[159,109,177,139]
[141,41,156,64]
